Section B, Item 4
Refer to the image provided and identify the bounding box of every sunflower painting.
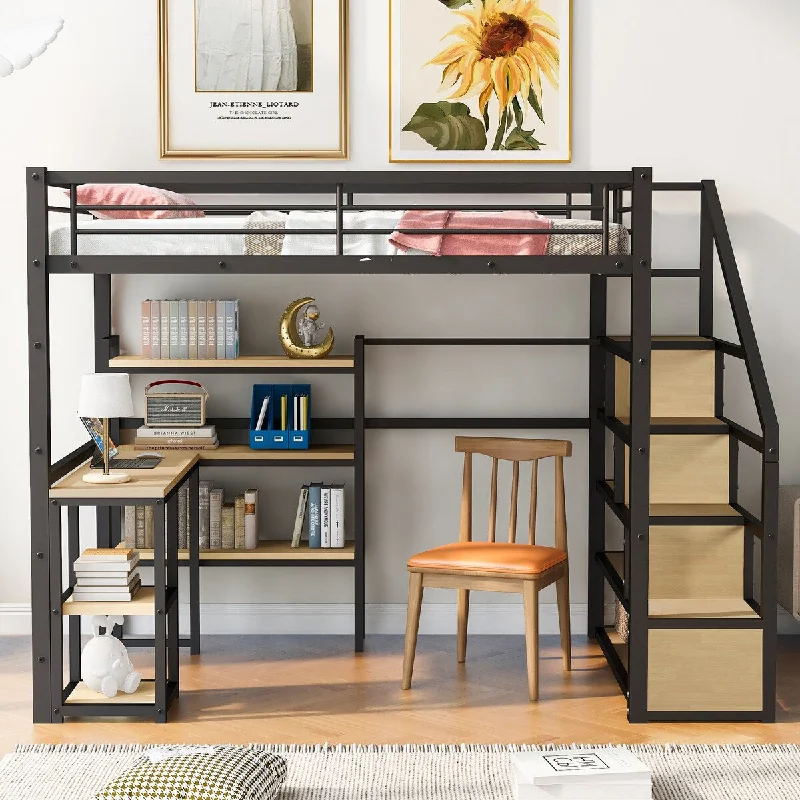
[390,0,570,163]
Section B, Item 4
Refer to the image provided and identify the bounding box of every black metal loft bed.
[27,168,778,725]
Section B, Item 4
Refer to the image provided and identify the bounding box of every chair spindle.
[508,461,520,543]
[528,459,538,545]
[488,457,498,542]
[554,455,567,551]
[460,452,472,542]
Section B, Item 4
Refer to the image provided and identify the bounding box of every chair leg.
[402,571,424,690]
[522,581,539,702]
[556,568,572,672]
[457,588,469,663]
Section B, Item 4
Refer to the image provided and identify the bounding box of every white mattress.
[48,213,629,257]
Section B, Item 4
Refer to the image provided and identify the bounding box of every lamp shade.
[77,373,134,418]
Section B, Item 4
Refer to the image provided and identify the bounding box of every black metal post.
[627,168,653,723]
[761,457,778,721]
[28,167,53,723]
[189,467,201,654]
[48,502,63,722]
[154,499,168,723]
[67,506,81,683]
[354,335,366,652]
[167,493,180,694]
[699,194,714,338]
[587,185,608,639]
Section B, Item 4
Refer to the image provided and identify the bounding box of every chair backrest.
[455,436,572,551]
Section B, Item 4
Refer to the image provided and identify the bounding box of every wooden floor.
[3,635,800,754]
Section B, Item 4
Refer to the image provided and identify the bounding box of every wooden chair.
[401,436,572,701]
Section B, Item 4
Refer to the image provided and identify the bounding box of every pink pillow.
[68,184,204,219]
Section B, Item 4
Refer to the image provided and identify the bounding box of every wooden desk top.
[49,448,197,501]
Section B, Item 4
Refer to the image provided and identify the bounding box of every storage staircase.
[589,181,778,723]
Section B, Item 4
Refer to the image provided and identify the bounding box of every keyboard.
[90,456,162,470]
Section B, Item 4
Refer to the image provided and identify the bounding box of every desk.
[46,449,199,723]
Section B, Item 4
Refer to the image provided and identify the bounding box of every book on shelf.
[244,488,258,550]
[74,555,140,573]
[169,299,179,358]
[197,299,207,359]
[307,483,322,549]
[144,506,154,550]
[188,299,198,359]
[320,486,331,548]
[160,300,170,359]
[134,442,219,451]
[135,506,145,549]
[512,748,652,800]
[177,485,188,549]
[123,506,136,548]
[178,299,189,359]
[330,485,345,548]
[136,425,217,439]
[209,488,223,549]
[234,494,245,550]
[225,299,239,359]
[79,548,137,562]
[206,300,216,360]
[199,480,212,550]
[72,575,142,603]
[151,300,161,359]
[221,502,235,549]
[74,570,140,587]
[216,302,225,359]
[291,486,309,548]
[135,435,218,447]
[141,300,151,358]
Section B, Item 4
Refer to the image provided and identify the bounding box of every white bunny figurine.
[81,615,142,698]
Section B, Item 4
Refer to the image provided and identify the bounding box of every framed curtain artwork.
[390,0,570,163]
[159,0,348,158]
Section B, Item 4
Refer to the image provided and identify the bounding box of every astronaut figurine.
[81,615,142,698]
[297,303,328,347]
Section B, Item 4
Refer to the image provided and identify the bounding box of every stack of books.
[512,748,652,800]
[72,548,142,602]
[124,484,193,550]
[134,424,218,451]
[291,483,346,549]
[141,299,239,360]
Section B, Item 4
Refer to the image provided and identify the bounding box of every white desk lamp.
[78,373,134,484]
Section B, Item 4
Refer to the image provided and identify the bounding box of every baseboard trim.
[2,603,793,636]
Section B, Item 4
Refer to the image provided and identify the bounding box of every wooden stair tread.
[615,416,726,427]
[604,481,741,519]
[649,598,758,619]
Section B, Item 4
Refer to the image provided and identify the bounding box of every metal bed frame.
[27,167,778,724]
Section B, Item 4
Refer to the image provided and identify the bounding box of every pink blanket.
[389,210,552,256]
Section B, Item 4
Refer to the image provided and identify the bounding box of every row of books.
[292,484,346,549]
[123,485,192,549]
[72,548,141,602]
[134,424,219,451]
[141,299,239,360]
[199,483,258,550]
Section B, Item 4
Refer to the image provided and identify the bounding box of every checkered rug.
[2,743,800,799]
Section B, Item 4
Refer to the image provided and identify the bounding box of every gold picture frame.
[389,0,571,164]
[159,0,348,159]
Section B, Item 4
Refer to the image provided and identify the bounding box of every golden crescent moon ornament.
[279,297,335,359]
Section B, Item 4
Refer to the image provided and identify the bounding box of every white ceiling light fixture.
[0,16,64,78]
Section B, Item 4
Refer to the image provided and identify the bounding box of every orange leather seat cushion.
[408,542,567,576]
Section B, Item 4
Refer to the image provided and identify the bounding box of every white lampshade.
[77,373,134,418]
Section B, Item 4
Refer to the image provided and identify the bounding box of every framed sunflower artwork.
[389,0,570,163]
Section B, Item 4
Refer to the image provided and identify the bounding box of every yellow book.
[280,394,287,430]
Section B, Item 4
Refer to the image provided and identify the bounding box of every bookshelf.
[108,354,355,373]
[122,541,356,563]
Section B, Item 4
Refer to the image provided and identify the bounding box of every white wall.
[1,0,800,630]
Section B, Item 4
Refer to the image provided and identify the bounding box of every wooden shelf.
[649,598,759,619]
[121,541,355,562]
[602,481,742,520]
[65,679,156,705]
[109,354,354,371]
[199,444,354,462]
[62,586,158,616]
